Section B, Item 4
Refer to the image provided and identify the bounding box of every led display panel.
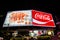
[3,10,55,27]
[3,10,32,27]
[32,10,56,27]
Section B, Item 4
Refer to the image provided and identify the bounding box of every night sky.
[0,0,60,30]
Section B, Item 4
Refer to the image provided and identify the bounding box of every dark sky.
[0,0,60,28]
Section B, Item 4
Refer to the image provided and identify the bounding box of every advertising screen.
[3,10,32,27]
[3,10,55,27]
[32,10,56,27]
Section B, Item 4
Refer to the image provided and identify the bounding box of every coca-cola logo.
[35,13,52,22]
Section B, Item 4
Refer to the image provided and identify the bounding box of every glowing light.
[48,31,52,35]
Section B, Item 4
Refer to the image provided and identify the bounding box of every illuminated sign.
[29,30,54,37]
[3,10,55,27]
[3,10,32,27]
[32,10,56,27]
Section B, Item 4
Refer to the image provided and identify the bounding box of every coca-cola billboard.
[32,10,56,27]
[3,10,55,27]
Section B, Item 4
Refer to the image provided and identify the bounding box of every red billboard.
[32,10,56,27]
